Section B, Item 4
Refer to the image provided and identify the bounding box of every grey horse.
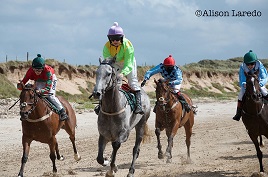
[92,57,151,177]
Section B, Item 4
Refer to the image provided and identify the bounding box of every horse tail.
[142,123,151,143]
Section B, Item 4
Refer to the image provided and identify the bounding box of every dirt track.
[1,100,268,177]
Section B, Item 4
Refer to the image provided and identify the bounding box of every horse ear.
[99,57,103,64]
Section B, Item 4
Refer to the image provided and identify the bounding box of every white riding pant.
[169,84,181,94]
[238,85,268,101]
[112,58,140,91]
[35,74,63,110]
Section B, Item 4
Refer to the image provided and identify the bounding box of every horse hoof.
[105,170,115,177]
[103,160,110,166]
[59,155,64,161]
[74,153,81,161]
[127,173,134,177]
[166,158,172,163]
[158,152,164,159]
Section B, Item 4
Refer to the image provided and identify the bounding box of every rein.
[158,83,180,113]
[20,87,52,122]
[100,62,117,92]
[99,61,127,116]
[20,88,40,115]
[243,72,264,117]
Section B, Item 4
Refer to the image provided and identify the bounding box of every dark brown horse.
[241,70,268,173]
[18,83,81,177]
[154,78,195,163]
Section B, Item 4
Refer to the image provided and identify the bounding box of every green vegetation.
[1,57,268,109]
[0,74,20,99]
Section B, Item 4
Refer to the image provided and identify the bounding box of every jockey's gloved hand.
[141,80,146,87]
[35,89,42,95]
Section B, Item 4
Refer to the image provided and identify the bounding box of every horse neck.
[30,98,50,119]
[102,85,124,111]
[243,94,263,114]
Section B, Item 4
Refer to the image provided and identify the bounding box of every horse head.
[93,56,118,100]
[245,70,262,102]
[19,83,39,120]
[154,78,176,111]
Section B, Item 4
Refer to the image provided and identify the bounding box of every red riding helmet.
[163,55,175,66]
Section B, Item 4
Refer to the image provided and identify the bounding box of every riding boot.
[94,105,100,115]
[134,90,144,114]
[58,108,69,121]
[232,100,242,121]
[177,93,191,113]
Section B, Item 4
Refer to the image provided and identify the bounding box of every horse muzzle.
[92,91,102,100]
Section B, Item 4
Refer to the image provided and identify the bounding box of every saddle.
[42,96,61,114]
[120,84,136,111]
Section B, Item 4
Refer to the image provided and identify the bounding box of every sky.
[0,0,267,66]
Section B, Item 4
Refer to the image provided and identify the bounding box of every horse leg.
[259,135,264,148]
[69,135,81,161]
[18,136,32,177]
[184,121,192,163]
[155,127,164,159]
[250,133,264,172]
[55,142,64,161]
[165,121,180,163]
[165,135,174,163]
[127,124,144,177]
[106,141,121,177]
[96,134,109,166]
[48,137,58,173]
[64,120,81,161]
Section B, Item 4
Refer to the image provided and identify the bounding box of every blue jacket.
[239,60,268,87]
[144,63,183,85]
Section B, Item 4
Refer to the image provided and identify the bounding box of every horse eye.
[107,73,111,76]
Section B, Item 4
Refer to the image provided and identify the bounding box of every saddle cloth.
[120,84,136,112]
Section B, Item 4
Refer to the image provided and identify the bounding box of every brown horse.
[17,83,81,177]
[241,70,268,173]
[154,78,195,163]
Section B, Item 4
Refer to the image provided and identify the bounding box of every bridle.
[95,60,127,116]
[243,73,264,116]
[100,61,118,93]
[20,87,40,117]
[157,81,179,113]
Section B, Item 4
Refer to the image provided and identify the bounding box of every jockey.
[94,22,143,115]
[233,50,268,121]
[141,55,191,113]
[17,54,68,121]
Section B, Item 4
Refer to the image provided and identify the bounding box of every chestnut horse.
[241,70,268,173]
[154,78,195,163]
[18,83,81,177]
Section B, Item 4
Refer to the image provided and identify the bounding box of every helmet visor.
[108,35,122,41]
